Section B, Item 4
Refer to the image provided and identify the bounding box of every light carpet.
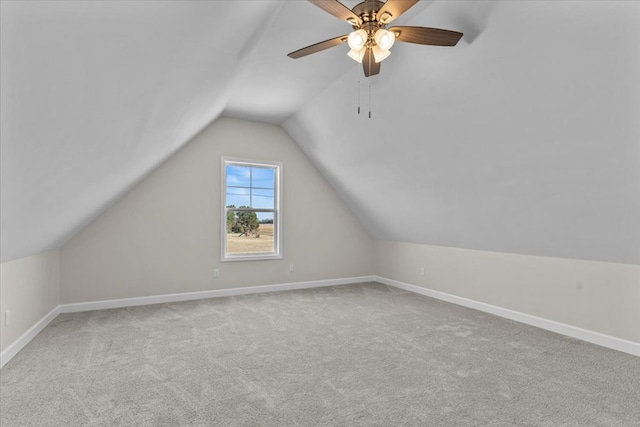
[1,282,638,426]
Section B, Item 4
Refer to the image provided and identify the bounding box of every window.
[221,157,281,261]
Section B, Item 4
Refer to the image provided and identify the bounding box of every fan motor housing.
[352,1,385,23]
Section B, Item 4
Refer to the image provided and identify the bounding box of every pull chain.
[356,81,373,119]
[368,85,372,119]
[357,81,361,115]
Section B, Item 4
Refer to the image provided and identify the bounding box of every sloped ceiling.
[1,0,286,262]
[283,0,640,265]
[2,1,639,264]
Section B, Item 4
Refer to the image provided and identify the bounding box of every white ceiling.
[2,1,639,264]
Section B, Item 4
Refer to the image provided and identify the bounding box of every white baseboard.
[0,275,375,368]
[5,274,634,369]
[376,275,640,357]
[59,276,376,313]
[0,306,61,368]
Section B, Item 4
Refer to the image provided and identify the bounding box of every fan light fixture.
[347,28,396,64]
[287,0,464,78]
[347,29,367,63]
[375,29,395,50]
[372,45,391,63]
[348,48,365,63]
[347,29,367,51]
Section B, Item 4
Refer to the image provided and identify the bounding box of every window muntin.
[222,158,281,261]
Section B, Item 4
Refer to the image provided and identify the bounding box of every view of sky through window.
[226,165,275,222]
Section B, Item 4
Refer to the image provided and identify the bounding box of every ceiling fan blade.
[308,0,362,25]
[390,26,463,46]
[363,48,380,77]
[287,34,349,59]
[376,0,419,24]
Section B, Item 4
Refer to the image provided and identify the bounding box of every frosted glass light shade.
[347,48,365,63]
[374,29,395,50]
[348,29,368,51]
[372,45,391,63]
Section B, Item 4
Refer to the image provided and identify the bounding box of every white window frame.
[221,157,282,262]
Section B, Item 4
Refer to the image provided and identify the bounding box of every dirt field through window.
[226,224,274,254]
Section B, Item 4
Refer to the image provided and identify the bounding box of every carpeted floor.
[1,282,638,426]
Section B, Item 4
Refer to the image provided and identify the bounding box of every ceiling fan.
[287,0,463,77]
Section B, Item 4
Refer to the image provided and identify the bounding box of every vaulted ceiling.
[2,1,639,264]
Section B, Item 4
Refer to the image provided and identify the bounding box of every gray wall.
[0,249,60,352]
[60,118,374,303]
[375,240,640,343]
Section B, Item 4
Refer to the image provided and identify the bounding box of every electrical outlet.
[289,264,295,272]
[213,269,220,278]
[4,310,10,327]
[420,267,425,276]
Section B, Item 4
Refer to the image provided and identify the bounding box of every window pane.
[226,165,275,209]
[252,188,274,209]
[226,211,275,255]
[226,194,250,207]
[223,158,280,261]
[226,165,250,187]
[256,212,274,223]
[251,167,275,189]
[253,188,274,198]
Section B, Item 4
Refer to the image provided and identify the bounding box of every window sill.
[221,254,283,262]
